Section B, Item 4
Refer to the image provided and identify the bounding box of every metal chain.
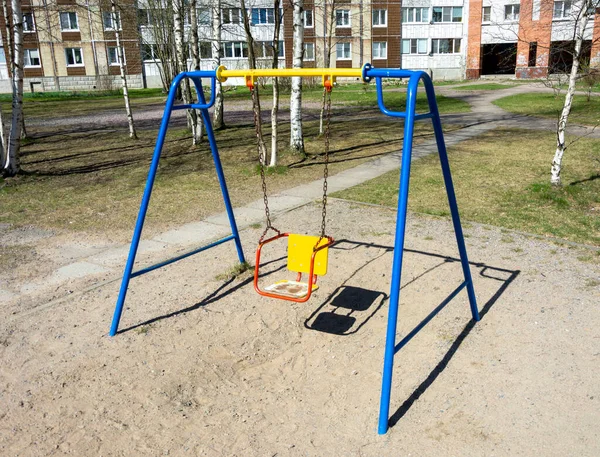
[251,86,280,243]
[316,87,332,248]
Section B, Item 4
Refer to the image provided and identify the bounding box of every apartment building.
[0,1,598,92]
[0,0,143,92]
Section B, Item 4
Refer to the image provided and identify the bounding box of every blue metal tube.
[377,72,423,435]
[110,72,188,337]
[394,281,467,353]
[195,79,246,264]
[131,235,236,279]
[423,74,480,322]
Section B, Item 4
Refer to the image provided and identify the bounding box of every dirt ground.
[1,200,599,456]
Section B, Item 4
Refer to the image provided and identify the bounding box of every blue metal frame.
[109,72,245,337]
[109,66,478,436]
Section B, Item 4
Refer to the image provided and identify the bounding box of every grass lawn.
[494,92,600,126]
[333,128,600,246]
[452,83,517,91]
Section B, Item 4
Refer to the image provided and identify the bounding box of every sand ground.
[1,200,599,456]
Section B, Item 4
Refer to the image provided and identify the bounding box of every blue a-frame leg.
[364,68,480,434]
[109,72,245,336]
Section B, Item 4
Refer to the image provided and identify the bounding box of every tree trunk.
[290,0,304,154]
[189,0,204,144]
[550,0,591,186]
[3,0,23,176]
[112,0,137,139]
[212,0,225,130]
[240,0,268,163]
[270,0,281,167]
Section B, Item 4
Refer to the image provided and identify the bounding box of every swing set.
[108,64,480,435]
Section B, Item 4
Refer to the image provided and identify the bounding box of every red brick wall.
[590,8,600,69]
[466,0,483,78]
[514,0,553,78]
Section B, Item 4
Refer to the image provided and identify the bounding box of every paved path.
[3,83,598,307]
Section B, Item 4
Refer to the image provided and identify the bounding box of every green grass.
[494,93,600,126]
[452,83,517,91]
[333,128,600,246]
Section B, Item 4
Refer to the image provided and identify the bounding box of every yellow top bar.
[216,65,364,84]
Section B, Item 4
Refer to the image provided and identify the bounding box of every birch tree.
[319,0,336,135]
[269,0,282,166]
[289,0,304,154]
[111,0,137,139]
[240,0,269,163]
[1,0,24,177]
[550,0,598,185]
[212,0,225,130]
[188,0,204,143]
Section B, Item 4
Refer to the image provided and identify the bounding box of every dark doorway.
[482,43,518,75]
[549,40,592,74]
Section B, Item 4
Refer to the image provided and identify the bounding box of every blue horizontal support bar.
[394,281,467,354]
[130,235,236,279]
[415,113,434,121]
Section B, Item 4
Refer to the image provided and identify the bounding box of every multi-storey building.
[0,1,598,92]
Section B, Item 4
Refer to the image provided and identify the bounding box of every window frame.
[432,6,462,23]
[222,8,242,25]
[372,9,387,27]
[102,11,121,31]
[223,41,248,59]
[24,48,41,67]
[335,9,350,27]
[197,8,211,25]
[336,42,351,60]
[60,12,79,31]
[372,41,387,59]
[482,6,491,23]
[303,9,314,28]
[251,8,275,25]
[65,47,84,66]
[23,12,36,33]
[553,1,572,19]
[402,7,429,23]
[304,42,315,61]
[431,38,462,54]
[504,4,520,21]
[107,46,125,66]
[401,38,428,55]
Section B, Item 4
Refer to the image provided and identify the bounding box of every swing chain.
[251,86,280,243]
[316,87,332,247]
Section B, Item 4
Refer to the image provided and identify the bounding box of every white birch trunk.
[290,0,304,154]
[0,106,6,169]
[212,0,225,130]
[270,0,281,167]
[550,0,591,186]
[4,0,23,176]
[111,0,137,140]
[189,0,203,143]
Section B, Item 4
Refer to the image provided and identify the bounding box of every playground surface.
[1,199,599,456]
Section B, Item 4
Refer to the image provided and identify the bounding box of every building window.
[142,43,160,61]
[200,42,212,59]
[102,12,121,30]
[432,6,462,22]
[401,38,428,54]
[24,48,40,67]
[60,12,79,31]
[528,42,537,66]
[223,41,248,58]
[107,46,124,65]
[373,9,387,27]
[431,38,461,54]
[482,6,491,22]
[251,8,275,25]
[336,42,351,60]
[138,9,152,26]
[222,8,242,24]
[402,7,429,23]
[198,8,211,25]
[303,9,313,28]
[254,41,284,58]
[553,1,571,18]
[304,42,315,60]
[336,9,350,27]
[23,12,35,32]
[65,47,84,66]
[504,4,520,21]
[372,41,387,59]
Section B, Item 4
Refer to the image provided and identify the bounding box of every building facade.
[0,0,599,92]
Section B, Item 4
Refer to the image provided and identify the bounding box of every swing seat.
[254,233,334,302]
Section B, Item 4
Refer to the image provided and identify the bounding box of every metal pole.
[377,73,420,434]
[422,75,480,322]
[109,73,186,337]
